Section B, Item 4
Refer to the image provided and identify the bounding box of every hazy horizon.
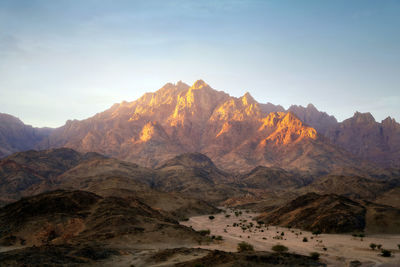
[1,0,399,127]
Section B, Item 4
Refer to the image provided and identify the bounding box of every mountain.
[256,192,400,233]
[0,113,52,158]
[325,112,400,168]
[36,80,374,174]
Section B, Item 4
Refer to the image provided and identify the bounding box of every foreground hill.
[36,80,374,174]
[0,190,203,247]
[0,113,52,159]
[0,148,104,205]
[0,148,223,219]
[256,193,400,234]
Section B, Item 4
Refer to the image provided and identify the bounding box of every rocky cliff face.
[0,113,52,158]
[325,112,400,168]
[288,104,338,134]
[37,80,369,173]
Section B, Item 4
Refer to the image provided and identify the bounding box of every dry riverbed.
[181,209,400,266]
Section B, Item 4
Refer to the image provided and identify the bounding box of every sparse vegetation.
[310,252,320,260]
[303,237,308,242]
[272,244,288,253]
[198,229,210,236]
[237,241,254,252]
[215,235,223,241]
[370,243,377,250]
[312,230,321,236]
[381,249,391,257]
[208,215,215,220]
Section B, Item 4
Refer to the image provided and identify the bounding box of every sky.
[0,0,399,127]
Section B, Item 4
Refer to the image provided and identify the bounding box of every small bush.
[237,241,254,252]
[312,230,322,236]
[280,232,284,236]
[310,252,320,260]
[397,244,400,250]
[303,237,308,242]
[381,249,391,257]
[225,214,230,218]
[377,244,382,249]
[215,235,223,241]
[370,243,377,250]
[209,215,215,220]
[198,230,210,236]
[272,244,288,253]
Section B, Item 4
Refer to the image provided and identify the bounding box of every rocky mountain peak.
[191,79,209,90]
[240,92,256,106]
[382,116,398,127]
[352,111,376,124]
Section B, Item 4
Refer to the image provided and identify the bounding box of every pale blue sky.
[0,0,399,127]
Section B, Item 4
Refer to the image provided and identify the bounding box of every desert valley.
[0,80,399,266]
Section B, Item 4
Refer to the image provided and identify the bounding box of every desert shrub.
[323,247,327,251]
[281,232,284,236]
[377,244,382,249]
[272,244,288,253]
[198,229,210,236]
[237,241,254,252]
[381,249,391,257]
[312,230,322,236]
[209,215,215,220]
[397,244,400,250]
[370,243,377,250]
[310,252,320,260]
[225,214,230,218]
[303,237,308,242]
[215,235,223,241]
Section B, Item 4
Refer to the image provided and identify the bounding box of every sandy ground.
[181,209,400,266]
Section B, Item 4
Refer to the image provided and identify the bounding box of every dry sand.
[181,209,400,266]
